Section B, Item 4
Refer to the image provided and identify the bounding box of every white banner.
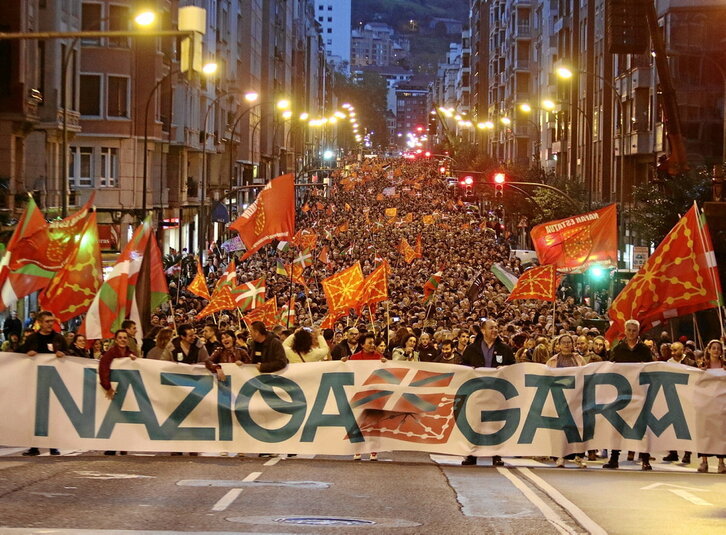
[0,353,724,456]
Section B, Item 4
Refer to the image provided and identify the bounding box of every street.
[0,449,723,535]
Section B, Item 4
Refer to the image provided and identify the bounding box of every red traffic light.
[424,151,431,157]
[461,176,474,186]
[439,166,447,174]
[493,172,506,184]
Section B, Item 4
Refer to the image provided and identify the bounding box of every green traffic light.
[589,266,604,279]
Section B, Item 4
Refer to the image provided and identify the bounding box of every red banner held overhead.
[530,204,617,273]
[230,173,295,261]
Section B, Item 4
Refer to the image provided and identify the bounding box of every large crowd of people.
[3,156,725,472]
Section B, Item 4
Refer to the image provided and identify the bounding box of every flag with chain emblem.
[530,204,617,273]
[243,297,279,329]
[38,211,103,322]
[196,261,238,319]
[399,238,418,264]
[187,260,211,301]
[230,173,295,261]
[284,262,309,289]
[322,262,364,313]
[506,265,557,302]
[233,277,266,312]
[357,260,390,310]
[606,203,722,341]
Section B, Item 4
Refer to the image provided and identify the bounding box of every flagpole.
[693,314,704,349]
[386,300,391,347]
[693,202,726,338]
[368,303,376,337]
[307,299,314,326]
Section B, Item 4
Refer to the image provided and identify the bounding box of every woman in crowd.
[697,339,725,473]
[67,333,91,359]
[205,329,251,381]
[91,339,104,359]
[392,333,419,361]
[146,327,174,361]
[547,333,586,468]
[282,327,329,363]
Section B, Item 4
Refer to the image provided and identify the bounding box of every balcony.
[515,24,532,39]
[513,58,530,71]
[631,67,652,89]
[628,132,653,155]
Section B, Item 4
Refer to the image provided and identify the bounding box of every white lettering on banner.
[544,212,600,234]
[0,353,723,456]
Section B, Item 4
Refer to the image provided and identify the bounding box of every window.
[99,147,118,187]
[328,5,332,10]
[108,5,129,47]
[81,3,101,45]
[69,147,94,187]
[79,74,101,115]
[327,28,332,33]
[328,17,332,22]
[318,16,323,21]
[107,76,128,117]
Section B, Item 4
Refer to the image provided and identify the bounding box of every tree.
[627,168,711,246]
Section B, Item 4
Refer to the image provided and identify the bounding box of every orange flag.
[530,204,618,273]
[196,261,238,319]
[230,173,295,261]
[414,234,423,257]
[358,260,390,309]
[316,201,325,211]
[606,204,722,341]
[243,298,279,329]
[318,245,330,265]
[422,215,434,226]
[336,221,349,234]
[38,212,102,322]
[302,203,310,213]
[404,212,413,223]
[321,309,346,329]
[187,260,211,300]
[385,207,398,219]
[376,193,384,201]
[322,262,364,313]
[284,262,309,289]
[296,230,318,250]
[506,265,557,302]
[399,238,418,264]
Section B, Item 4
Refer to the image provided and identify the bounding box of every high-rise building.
[314,0,351,74]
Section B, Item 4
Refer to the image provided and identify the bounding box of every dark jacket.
[67,344,92,359]
[462,335,515,368]
[98,344,138,391]
[331,341,361,361]
[170,337,209,364]
[206,346,251,372]
[611,339,652,363]
[20,331,68,355]
[249,334,288,373]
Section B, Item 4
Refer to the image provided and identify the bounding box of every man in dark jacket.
[170,324,209,364]
[20,311,67,456]
[331,326,361,360]
[604,318,653,470]
[248,321,288,373]
[461,319,515,467]
[3,311,22,341]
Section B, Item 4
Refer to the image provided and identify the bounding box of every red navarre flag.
[506,265,557,302]
[322,262,364,313]
[357,260,390,310]
[530,204,617,273]
[187,261,211,301]
[606,204,722,341]
[196,261,238,319]
[243,297,279,329]
[230,173,295,261]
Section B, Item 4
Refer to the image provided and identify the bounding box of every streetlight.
[556,64,626,262]
[58,10,157,217]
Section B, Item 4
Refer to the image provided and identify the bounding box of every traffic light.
[460,175,474,198]
[493,172,506,200]
[439,159,451,176]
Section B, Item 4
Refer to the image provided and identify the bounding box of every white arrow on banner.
[641,483,712,506]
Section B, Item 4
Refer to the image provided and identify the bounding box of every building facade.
[314,0,351,74]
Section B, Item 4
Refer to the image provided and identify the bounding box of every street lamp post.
[558,66,625,263]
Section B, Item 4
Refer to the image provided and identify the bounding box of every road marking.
[516,467,608,535]
[73,470,155,479]
[641,482,713,506]
[495,467,579,535]
[244,472,262,482]
[211,488,244,512]
[264,457,281,466]
[669,489,713,506]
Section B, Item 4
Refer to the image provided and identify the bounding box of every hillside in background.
[351,0,468,74]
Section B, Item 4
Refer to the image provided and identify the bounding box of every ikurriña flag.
[530,204,617,273]
[230,173,295,261]
[80,217,167,340]
[38,211,102,322]
[422,271,443,304]
[506,265,557,302]
[606,203,722,341]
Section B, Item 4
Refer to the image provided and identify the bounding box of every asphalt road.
[0,449,723,535]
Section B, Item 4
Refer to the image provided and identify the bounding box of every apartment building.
[314,0,351,74]
[0,0,330,256]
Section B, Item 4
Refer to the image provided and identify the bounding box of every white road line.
[263,457,280,466]
[211,488,244,512]
[495,467,579,535]
[243,471,262,482]
[668,489,713,506]
[516,467,608,535]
